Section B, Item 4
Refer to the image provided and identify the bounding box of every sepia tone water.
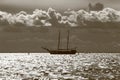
[0,53,120,80]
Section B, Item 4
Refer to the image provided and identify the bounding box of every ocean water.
[0,53,119,80]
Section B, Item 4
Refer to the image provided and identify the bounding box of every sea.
[0,53,119,80]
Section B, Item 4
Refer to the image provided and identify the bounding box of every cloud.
[0,11,11,25]
[75,8,120,26]
[0,7,120,27]
[0,9,51,27]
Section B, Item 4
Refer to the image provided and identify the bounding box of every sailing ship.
[42,30,77,54]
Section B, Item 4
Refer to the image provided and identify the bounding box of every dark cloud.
[1,0,120,10]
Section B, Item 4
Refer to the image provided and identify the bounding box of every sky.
[0,0,120,11]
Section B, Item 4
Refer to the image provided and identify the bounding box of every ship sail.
[67,30,69,50]
[58,31,61,50]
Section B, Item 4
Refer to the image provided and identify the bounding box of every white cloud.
[0,7,120,27]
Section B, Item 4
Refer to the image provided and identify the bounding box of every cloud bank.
[0,7,120,27]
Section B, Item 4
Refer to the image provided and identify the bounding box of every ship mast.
[67,30,69,50]
[57,31,61,50]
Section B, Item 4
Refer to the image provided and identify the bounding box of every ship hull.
[48,50,77,54]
